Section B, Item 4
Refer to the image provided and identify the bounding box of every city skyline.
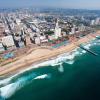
[0,0,100,10]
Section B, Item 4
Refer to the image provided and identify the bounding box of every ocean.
[0,39,100,100]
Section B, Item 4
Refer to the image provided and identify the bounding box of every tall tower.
[54,19,61,39]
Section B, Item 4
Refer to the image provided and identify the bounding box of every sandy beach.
[0,32,100,77]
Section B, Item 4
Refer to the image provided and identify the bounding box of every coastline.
[0,32,100,78]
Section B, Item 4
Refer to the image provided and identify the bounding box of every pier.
[79,45,98,56]
[96,36,100,39]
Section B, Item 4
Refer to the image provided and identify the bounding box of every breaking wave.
[0,48,85,99]
[58,63,64,73]
[0,74,18,86]
[34,74,51,79]
[0,39,99,99]
[0,73,51,99]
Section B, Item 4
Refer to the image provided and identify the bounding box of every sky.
[0,0,100,10]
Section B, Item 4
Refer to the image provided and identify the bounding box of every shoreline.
[0,32,100,78]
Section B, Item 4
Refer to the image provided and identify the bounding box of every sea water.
[0,39,100,100]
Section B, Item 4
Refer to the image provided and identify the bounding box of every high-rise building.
[91,18,100,26]
[69,25,76,35]
[91,20,95,26]
[54,19,61,39]
[95,18,100,25]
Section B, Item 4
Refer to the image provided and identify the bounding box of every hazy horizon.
[0,0,100,10]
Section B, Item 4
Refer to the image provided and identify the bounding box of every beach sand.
[0,33,100,77]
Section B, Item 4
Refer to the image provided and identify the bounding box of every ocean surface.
[0,39,100,100]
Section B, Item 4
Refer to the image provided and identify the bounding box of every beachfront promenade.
[0,32,100,77]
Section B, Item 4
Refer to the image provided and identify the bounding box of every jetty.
[79,45,98,56]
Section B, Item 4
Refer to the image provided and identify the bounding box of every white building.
[40,36,48,43]
[16,19,21,25]
[91,18,100,26]
[69,25,76,35]
[54,19,61,39]
[2,35,15,47]
[91,20,95,26]
[79,24,86,32]
[35,37,41,44]
[95,18,100,25]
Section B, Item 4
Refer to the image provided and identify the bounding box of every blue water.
[0,39,100,100]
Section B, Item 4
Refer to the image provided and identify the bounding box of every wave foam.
[0,73,51,99]
[34,74,50,79]
[58,63,64,73]
[0,83,15,99]
[0,74,18,86]
[1,39,99,99]
[0,73,36,99]
[84,43,91,49]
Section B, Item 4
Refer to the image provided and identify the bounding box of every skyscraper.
[54,19,61,39]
